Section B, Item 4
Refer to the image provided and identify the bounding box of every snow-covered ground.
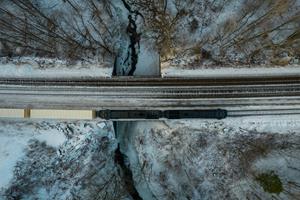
[0,57,113,78]
[3,56,300,79]
[0,120,66,189]
[0,119,132,200]
[118,115,300,200]
[162,64,300,78]
[1,116,300,199]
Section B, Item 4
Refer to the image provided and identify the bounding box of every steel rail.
[0,76,300,86]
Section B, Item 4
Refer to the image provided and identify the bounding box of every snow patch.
[0,57,112,78]
[0,135,29,189]
[35,132,66,148]
[162,65,300,78]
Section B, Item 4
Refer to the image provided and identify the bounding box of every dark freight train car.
[96,109,227,120]
[96,110,163,120]
[164,109,227,120]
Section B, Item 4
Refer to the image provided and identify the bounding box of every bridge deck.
[0,77,300,116]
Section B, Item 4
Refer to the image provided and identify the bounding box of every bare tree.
[0,0,118,61]
[127,0,195,60]
[127,0,299,66]
[0,0,299,66]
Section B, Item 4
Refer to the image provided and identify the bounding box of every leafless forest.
[0,0,299,66]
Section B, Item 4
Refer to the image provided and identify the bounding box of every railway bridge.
[0,76,300,120]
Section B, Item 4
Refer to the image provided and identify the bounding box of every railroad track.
[1,83,300,98]
[0,76,300,86]
[0,76,300,111]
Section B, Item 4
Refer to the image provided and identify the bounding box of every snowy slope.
[118,115,300,200]
[1,116,300,199]
[0,119,131,200]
